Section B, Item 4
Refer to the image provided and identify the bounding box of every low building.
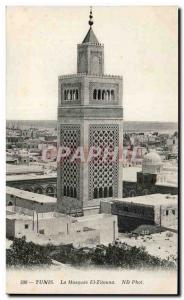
[25,138,42,150]
[75,213,118,245]
[6,173,57,196]
[6,210,117,247]
[6,186,57,213]
[6,135,25,149]
[101,194,177,232]
[6,156,18,165]
[6,211,100,247]
[6,187,118,246]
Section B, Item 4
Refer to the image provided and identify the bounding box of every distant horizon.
[6,119,178,124]
[6,119,177,134]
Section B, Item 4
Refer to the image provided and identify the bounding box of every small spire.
[88,6,93,28]
[82,6,99,44]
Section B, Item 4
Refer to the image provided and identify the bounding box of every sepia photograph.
[5,5,179,295]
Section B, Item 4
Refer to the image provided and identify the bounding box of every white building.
[6,187,118,246]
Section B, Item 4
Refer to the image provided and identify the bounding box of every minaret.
[57,8,123,215]
[77,7,104,75]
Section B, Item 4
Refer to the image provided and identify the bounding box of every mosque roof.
[82,27,99,44]
[143,151,162,165]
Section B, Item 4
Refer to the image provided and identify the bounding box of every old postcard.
[6,6,179,295]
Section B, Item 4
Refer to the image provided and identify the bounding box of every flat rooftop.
[75,213,114,223]
[6,186,57,204]
[113,194,177,206]
[6,173,57,182]
[156,181,177,188]
[6,210,67,221]
[6,212,32,221]
[6,163,44,175]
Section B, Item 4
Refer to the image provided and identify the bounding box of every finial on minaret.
[88,6,93,28]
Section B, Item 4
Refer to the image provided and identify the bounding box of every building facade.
[57,11,123,215]
[101,194,178,232]
[6,175,57,197]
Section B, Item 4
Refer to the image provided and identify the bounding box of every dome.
[143,151,162,165]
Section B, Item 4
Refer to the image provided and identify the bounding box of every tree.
[6,236,52,266]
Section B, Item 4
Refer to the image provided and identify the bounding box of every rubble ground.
[118,231,177,260]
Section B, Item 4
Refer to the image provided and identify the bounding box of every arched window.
[151,177,156,184]
[74,187,77,198]
[76,89,78,100]
[70,187,74,198]
[64,90,67,100]
[98,90,101,100]
[25,188,32,192]
[129,190,136,197]
[93,187,98,199]
[8,201,13,206]
[73,90,76,100]
[93,89,97,100]
[102,90,106,100]
[111,90,115,100]
[46,186,55,197]
[123,189,128,198]
[34,187,43,194]
[105,90,109,101]
[67,90,70,100]
[67,186,70,196]
[109,186,113,197]
[104,187,108,198]
[64,186,67,196]
[99,187,103,198]
[70,90,72,100]
[143,189,149,195]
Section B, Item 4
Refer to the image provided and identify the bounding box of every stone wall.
[117,215,154,232]
[100,199,177,233]
[123,181,177,198]
[6,212,116,246]
[6,192,56,213]
[6,218,15,238]
[154,204,178,227]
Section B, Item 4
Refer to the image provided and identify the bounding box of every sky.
[6,6,178,122]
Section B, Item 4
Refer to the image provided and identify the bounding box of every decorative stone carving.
[88,124,119,200]
[60,125,80,199]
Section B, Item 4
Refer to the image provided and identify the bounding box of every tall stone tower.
[57,9,123,215]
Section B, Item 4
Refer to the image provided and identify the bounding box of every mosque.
[123,150,177,198]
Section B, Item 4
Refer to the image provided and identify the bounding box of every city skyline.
[6,6,178,122]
